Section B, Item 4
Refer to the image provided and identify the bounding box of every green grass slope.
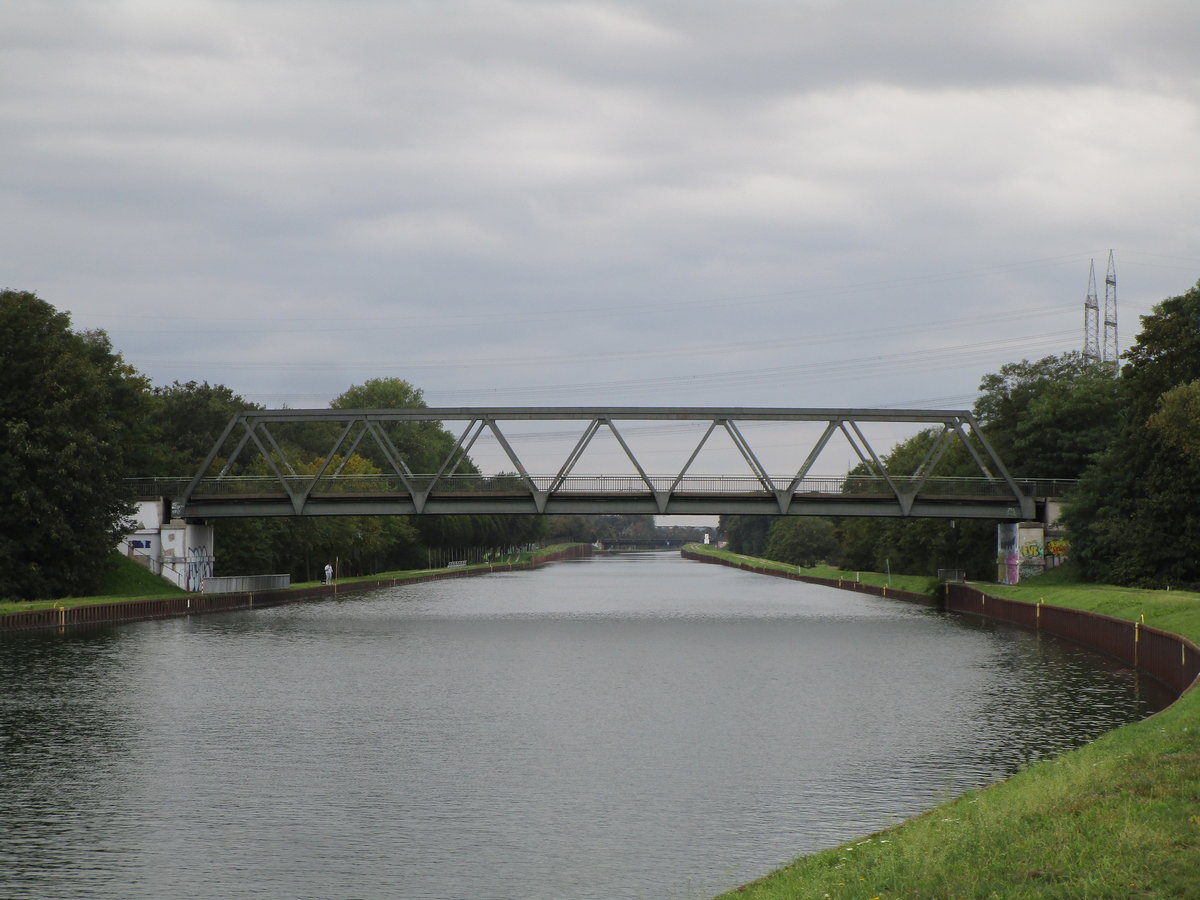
[697,553,1200,900]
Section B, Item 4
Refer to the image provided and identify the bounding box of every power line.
[73,252,1102,333]
[420,330,1076,402]
[128,306,1077,373]
[221,328,1075,408]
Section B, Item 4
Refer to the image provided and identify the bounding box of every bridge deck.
[173,483,1044,520]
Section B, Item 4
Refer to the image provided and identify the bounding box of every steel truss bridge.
[148,407,1063,521]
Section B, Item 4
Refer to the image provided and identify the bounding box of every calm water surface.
[0,553,1171,899]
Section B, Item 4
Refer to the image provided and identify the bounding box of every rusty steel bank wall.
[0,544,594,634]
[682,549,1200,696]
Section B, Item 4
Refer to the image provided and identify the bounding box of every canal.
[0,553,1172,899]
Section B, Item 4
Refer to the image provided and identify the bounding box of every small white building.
[118,499,214,592]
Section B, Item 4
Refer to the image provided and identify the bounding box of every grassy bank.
[0,544,587,616]
[687,548,1200,900]
[689,544,941,597]
[0,553,191,614]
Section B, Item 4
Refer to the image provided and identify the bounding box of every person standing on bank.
[324,562,333,585]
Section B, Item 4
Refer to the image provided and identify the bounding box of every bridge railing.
[129,473,1077,500]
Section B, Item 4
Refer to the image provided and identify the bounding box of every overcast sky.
[4,0,1200,480]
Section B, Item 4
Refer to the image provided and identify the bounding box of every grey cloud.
[2,0,1198,420]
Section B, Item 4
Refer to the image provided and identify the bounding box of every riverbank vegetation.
[1,290,151,599]
[6,279,1198,600]
[0,551,190,615]
[721,278,1200,591]
[2,289,717,602]
[0,543,590,617]
[691,547,1200,900]
[687,543,940,596]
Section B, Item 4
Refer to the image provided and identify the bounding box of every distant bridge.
[595,538,692,551]
[137,407,1066,521]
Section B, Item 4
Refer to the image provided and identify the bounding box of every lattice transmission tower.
[1083,250,1118,376]
[1083,259,1100,364]
[1103,250,1118,375]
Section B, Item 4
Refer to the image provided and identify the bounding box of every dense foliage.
[0,291,150,599]
[718,514,773,557]
[7,278,1198,598]
[974,352,1121,480]
[763,518,840,567]
[0,293,548,598]
[156,377,545,582]
[144,380,262,477]
[721,281,1200,588]
[833,427,997,579]
[1064,281,1200,588]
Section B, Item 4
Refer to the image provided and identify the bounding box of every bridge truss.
[174,407,1038,520]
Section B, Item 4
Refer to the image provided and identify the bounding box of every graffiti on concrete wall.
[1018,536,1044,580]
[1045,538,1069,570]
[997,523,1050,584]
[184,545,214,593]
[997,523,1020,584]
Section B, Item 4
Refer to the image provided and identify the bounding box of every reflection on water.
[0,554,1171,900]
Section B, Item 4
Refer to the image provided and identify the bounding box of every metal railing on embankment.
[202,574,291,594]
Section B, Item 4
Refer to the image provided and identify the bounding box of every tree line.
[1,290,705,601]
[720,279,1200,590]
[6,282,1198,599]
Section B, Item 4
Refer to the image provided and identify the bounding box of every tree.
[1147,380,1200,465]
[719,514,774,557]
[1064,427,1200,588]
[764,518,839,567]
[975,353,1098,430]
[1065,281,1200,588]
[144,380,261,476]
[833,425,1006,579]
[278,454,414,581]
[974,352,1120,479]
[1120,281,1200,421]
[330,378,543,569]
[841,353,1126,582]
[330,378,470,474]
[0,290,151,599]
[1009,376,1121,479]
[132,380,278,577]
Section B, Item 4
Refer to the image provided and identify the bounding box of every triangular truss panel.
[178,407,1037,521]
[541,417,658,491]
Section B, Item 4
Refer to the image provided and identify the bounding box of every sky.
[4,0,1200,483]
